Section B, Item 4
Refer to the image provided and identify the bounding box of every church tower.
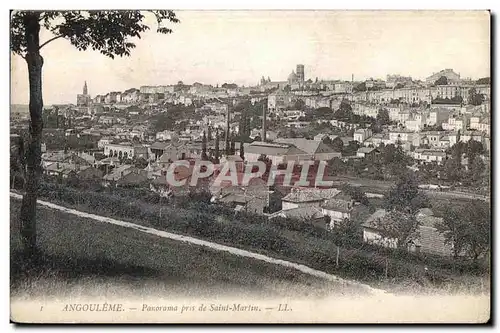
[77,81,90,107]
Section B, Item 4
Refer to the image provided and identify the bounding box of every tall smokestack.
[225,106,231,154]
[262,104,267,142]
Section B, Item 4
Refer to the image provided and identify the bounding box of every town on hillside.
[11,65,491,257]
[9,10,491,324]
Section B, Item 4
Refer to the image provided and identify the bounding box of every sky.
[10,10,491,105]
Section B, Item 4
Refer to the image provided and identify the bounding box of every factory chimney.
[261,104,267,142]
[225,106,231,155]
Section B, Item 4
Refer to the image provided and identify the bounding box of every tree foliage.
[434,76,448,86]
[384,172,430,215]
[468,88,485,106]
[340,183,369,206]
[376,108,390,126]
[372,210,420,248]
[476,77,490,85]
[11,10,179,58]
[330,137,344,152]
[353,82,366,92]
[436,200,490,261]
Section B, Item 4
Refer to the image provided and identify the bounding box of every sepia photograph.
[9,8,491,324]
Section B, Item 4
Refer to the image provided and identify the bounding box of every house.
[244,141,308,165]
[155,130,175,141]
[98,137,113,149]
[388,129,415,144]
[427,108,450,126]
[104,143,134,159]
[282,110,306,121]
[133,145,149,160]
[41,151,72,168]
[268,206,325,226]
[210,175,270,214]
[97,156,121,169]
[76,152,97,166]
[353,128,373,143]
[362,209,399,249]
[74,165,104,180]
[148,140,190,162]
[413,149,447,165]
[44,162,75,178]
[274,138,341,161]
[362,208,453,256]
[425,68,461,85]
[478,118,490,136]
[313,133,338,142]
[356,147,379,160]
[321,194,354,230]
[419,131,446,148]
[453,130,484,145]
[151,161,211,197]
[413,208,453,256]
[442,114,470,132]
[102,165,148,187]
[281,188,340,210]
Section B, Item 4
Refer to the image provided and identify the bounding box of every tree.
[327,157,346,176]
[434,76,448,86]
[384,172,430,215]
[476,77,490,85]
[221,83,237,89]
[466,139,484,159]
[207,126,212,141]
[468,88,485,106]
[436,200,490,261]
[376,108,390,126]
[11,10,179,256]
[330,137,344,152]
[293,99,306,110]
[373,210,421,248]
[395,83,405,89]
[444,142,466,182]
[214,128,220,163]
[340,183,369,206]
[230,131,236,155]
[239,136,245,160]
[353,82,366,92]
[201,130,208,160]
[331,217,361,243]
[339,99,352,113]
[334,100,353,120]
[314,107,333,119]
[257,154,272,182]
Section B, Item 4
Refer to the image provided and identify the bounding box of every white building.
[353,128,373,143]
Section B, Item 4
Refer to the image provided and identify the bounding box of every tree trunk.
[19,13,43,258]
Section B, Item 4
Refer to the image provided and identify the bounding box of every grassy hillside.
[10,199,364,300]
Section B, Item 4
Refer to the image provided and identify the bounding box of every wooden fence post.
[385,258,389,279]
[336,246,340,268]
